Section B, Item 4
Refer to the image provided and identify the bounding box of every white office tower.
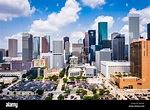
[95,48,111,72]
[128,14,140,61]
[52,39,64,70]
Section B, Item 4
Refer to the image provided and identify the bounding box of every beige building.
[130,39,150,89]
[44,68,60,78]
[0,77,17,84]
[33,58,48,68]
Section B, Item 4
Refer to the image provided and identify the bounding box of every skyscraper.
[8,39,18,57]
[112,34,125,60]
[53,40,63,53]
[147,23,150,40]
[0,49,6,57]
[130,39,150,89]
[22,33,33,61]
[98,22,108,45]
[33,36,40,59]
[63,37,69,49]
[128,14,140,60]
[88,30,96,52]
[0,50,3,63]
[42,35,50,53]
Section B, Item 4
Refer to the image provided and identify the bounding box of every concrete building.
[42,35,50,53]
[0,50,3,63]
[0,77,17,84]
[129,14,140,61]
[8,39,18,57]
[147,23,150,40]
[44,68,60,78]
[88,30,96,53]
[112,34,125,60]
[63,37,69,49]
[33,58,48,68]
[101,61,130,79]
[72,43,83,63]
[53,40,63,53]
[0,49,6,57]
[84,32,89,54]
[95,48,111,72]
[40,52,53,69]
[22,33,33,61]
[29,67,46,77]
[130,39,150,89]
[70,56,78,68]
[83,64,97,78]
[68,68,81,77]
[10,61,33,71]
[101,40,111,49]
[53,53,64,70]
[33,36,40,59]
[0,70,26,79]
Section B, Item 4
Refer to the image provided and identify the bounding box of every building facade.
[88,30,96,52]
[0,50,3,63]
[0,49,6,57]
[98,22,108,45]
[147,23,150,40]
[22,33,33,61]
[8,39,18,57]
[33,58,48,68]
[95,48,111,72]
[130,39,150,89]
[42,35,50,53]
[53,40,63,53]
[112,34,125,60]
[101,61,130,79]
[128,14,140,60]
[33,36,40,59]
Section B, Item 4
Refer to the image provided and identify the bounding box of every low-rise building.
[0,77,17,84]
[110,74,138,89]
[44,68,60,78]
[83,64,97,78]
[101,61,130,79]
[0,70,25,79]
[70,56,78,68]
[68,68,81,77]
[33,58,48,68]
[29,67,47,78]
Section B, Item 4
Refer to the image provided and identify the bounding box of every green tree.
[84,96,93,100]
[45,96,52,100]
[53,76,58,81]
[61,84,65,90]
[105,90,110,95]
[36,89,44,95]
[69,76,75,81]
[59,70,65,78]
[57,94,64,100]
[76,76,81,81]
[91,88,97,94]
[63,78,68,83]
[92,94,100,100]
[65,90,71,94]
[22,74,26,78]
[76,89,81,95]
[99,89,105,95]
[81,90,87,95]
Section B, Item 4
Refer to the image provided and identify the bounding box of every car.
[71,96,74,99]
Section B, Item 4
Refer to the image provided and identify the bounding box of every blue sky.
[0,0,150,52]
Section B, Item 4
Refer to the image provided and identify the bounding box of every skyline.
[0,0,150,52]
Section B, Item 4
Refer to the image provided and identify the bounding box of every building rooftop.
[101,61,130,66]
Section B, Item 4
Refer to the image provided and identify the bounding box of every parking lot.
[8,80,55,92]
[0,95,41,100]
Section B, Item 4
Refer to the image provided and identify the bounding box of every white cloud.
[81,0,105,8]
[29,0,81,36]
[5,32,22,52]
[0,0,35,21]
[109,3,115,6]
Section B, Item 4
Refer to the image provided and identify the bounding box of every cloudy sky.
[0,0,150,52]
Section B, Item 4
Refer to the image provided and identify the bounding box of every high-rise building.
[33,36,40,59]
[63,37,69,49]
[147,23,150,40]
[42,35,50,53]
[72,43,83,63]
[0,50,3,63]
[22,33,33,61]
[84,32,89,54]
[98,22,108,45]
[112,34,125,60]
[125,44,128,61]
[130,39,150,89]
[128,14,140,60]
[88,30,96,53]
[8,39,17,57]
[53,40,63,53]
[0,49,6,57]
[102,40,111,49]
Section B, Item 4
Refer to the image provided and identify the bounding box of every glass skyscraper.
[98,22,108,45]
[33,36,40,59]
[88,30,96,53]
[42,35,50,53]
[147,23,150,40]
